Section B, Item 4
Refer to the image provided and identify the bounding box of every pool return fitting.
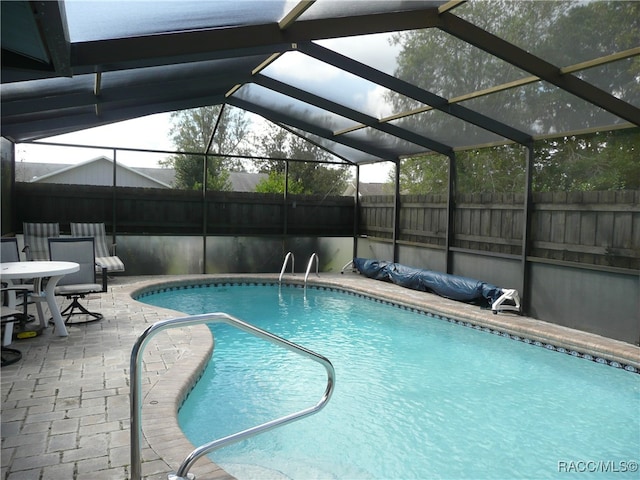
[129,312,335,480]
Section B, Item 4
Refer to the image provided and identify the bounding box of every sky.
[15,114,173,168]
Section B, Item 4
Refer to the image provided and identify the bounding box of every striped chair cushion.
[70,223,125,273]
[23,223,60,261]
[96,256,125,272]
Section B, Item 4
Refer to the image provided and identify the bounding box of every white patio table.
[1,261,79,337]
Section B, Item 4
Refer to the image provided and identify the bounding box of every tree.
[255,171,305,194]
[387,2,640,193]
[162,106,251,190]
[550,1,640,112]
[253,123,350,195]
[395,145,527,195]
[397,155,449,195]
[388,1,563,137]
[532,129,640,192]
[456,146,527,194]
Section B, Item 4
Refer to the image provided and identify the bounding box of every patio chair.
[70,223,125,274]
[48,237,106,324]
[1,237,22,264]
[23,222,60,261]
[1,285,32,347]
[1,300,24,367]
[0,238,39,334]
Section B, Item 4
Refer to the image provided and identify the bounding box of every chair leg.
[1,347,22,367]
[59,297,103,324]
[12,294,41,339]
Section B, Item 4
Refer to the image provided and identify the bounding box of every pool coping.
[126,273,640,480]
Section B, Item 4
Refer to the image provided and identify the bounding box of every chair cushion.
[1,306,23,320]
[71,223,111,257]
[96,256,125,273]
[55,283,103,296]
[23,223,60,261]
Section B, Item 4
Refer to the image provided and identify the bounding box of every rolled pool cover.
[353,258,503,308]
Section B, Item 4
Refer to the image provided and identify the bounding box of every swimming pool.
[140,283,640,479]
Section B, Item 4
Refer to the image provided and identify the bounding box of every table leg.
[44,274,68,337]
[4,280,17,309]
[29,278,47,330]
[2,284,15,344]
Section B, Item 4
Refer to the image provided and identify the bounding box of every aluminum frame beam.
[228,96,396,162]
[252,74,453,155]
[297,42,534,145]
[14,8,443,82]
[437,13,640,126]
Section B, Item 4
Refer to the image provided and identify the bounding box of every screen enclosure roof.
[1,0,639,166]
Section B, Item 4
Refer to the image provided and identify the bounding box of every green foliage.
[162,106,250,191]
[532,129,640,192]
[456,146,526,194]
[396,128,640,194]
[388,1,639,194]
[551,1,640,107]
[389,1,564,132]
[255,171,305,194]
[253,123,350,195]
[396,145,527,195]
[398,155,449,194]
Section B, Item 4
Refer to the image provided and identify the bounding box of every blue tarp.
[353,258,503,308]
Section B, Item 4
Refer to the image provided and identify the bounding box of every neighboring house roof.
[16,157,269,192]
[134,166,176,187]
[24,156,172,188]
[231,171,267,192]
[15,162,71,182]
[17,159,391,195]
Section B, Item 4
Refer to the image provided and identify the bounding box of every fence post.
[392,160,401,262]
[445,152,456,274]
[521,143,534,315]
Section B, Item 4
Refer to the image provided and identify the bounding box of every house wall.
[37,160,165,188]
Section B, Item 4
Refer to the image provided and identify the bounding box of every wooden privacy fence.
[359,190,640,271]
[12,183,639,270]
[13,183,355,237]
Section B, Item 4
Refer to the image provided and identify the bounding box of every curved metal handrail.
[129,312,335,480]
[304,253,319,286]
[340,259,354,274]
[279,251,295,283]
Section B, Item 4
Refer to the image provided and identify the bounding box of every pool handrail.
[340,259,354,274]
[129,312,335,480]
[279,251,294,283]
[304,252,319,286]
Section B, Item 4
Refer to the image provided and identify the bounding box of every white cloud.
[317,32,400,75]
[266,51,342,84]
[359,162,394,183]
[364,85,395,119]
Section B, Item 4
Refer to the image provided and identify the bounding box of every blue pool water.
[140,284,640,479]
